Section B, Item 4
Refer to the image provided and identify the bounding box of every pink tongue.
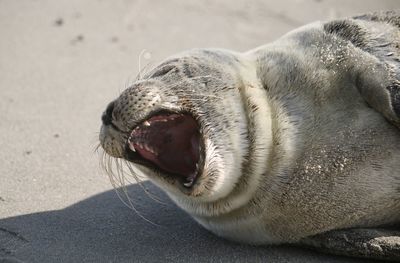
[130,114,200,178]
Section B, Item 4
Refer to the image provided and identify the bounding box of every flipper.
[300,228,400,261]
[324,11,400,129]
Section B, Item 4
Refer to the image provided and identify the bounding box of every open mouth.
[124,112,202,188]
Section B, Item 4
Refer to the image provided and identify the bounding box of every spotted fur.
[99,11,400,260]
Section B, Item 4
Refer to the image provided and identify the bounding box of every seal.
[99,11,400,260]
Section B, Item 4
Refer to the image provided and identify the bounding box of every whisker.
[92,143,102,154]
[136,61,155,82]
[136,49,155,81]
[116,158,162,226]
[160,75,222,89]
[98,146,164,226]
[137,49,146,80]
[125,162,166,204]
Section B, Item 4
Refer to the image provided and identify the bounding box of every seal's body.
[99,11,400,259]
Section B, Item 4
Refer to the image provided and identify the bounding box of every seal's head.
[99,49,255,208]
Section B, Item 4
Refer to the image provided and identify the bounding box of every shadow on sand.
[0,182,372,263]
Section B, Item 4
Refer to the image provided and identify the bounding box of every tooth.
[143,121,150,126]
[129,143,136,152]
[183,179,194,188]
[183,171,197,188]
[144,144,154,153]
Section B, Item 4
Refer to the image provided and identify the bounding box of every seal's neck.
[230,55,274,209]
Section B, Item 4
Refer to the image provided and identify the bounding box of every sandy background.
[0,0,399,262]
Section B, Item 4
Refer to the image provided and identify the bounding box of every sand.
[0,0,399,262]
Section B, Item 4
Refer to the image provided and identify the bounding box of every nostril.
[102,101,115,126]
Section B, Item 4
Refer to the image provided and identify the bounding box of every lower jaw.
[131,163,202,196]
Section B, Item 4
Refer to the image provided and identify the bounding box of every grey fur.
[99,11,400,261]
